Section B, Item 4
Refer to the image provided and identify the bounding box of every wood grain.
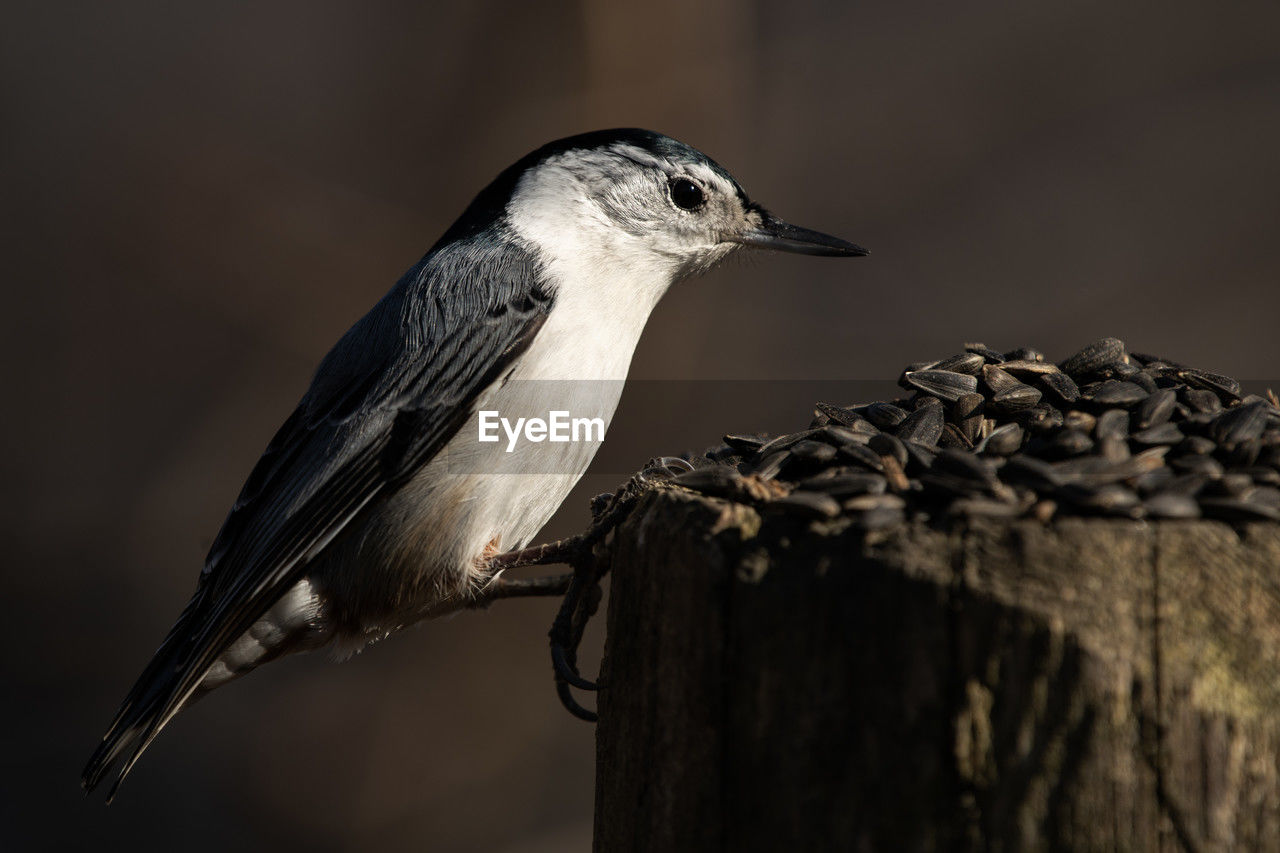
[593,487,1280,852]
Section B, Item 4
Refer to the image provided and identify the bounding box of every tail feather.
[83,662,178,799]
[83,579,326,800]
[82,597,206,800]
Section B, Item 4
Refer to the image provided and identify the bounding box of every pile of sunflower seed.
[653,338,1280,529]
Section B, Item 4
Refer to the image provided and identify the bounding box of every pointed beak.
[731,211,868,257]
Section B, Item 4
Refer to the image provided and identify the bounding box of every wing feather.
[84,233,553,797]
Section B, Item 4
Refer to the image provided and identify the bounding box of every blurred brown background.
[5,0,1280,850]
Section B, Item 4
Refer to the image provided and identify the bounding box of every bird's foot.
[548,559,606,721]
[469,534,602,719]
[478,469,663,722]
[460,537,582,610]
[486,534,588,572]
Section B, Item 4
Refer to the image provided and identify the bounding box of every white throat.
[504,162,681,382]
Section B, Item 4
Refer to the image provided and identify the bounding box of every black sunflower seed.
[964,342,1005,362]
[999,359,1059,376]
[1064,411,1096,432]
[1048,429,1094,457]
[788,440,837,464]
[903,369,980,402]
[1131,352,1185,369]
[999,455,1062,490]
[1060,337,1126,379]
[767,492,842,519]
[930,352,987,375]
[933,448,997,485]
[900,440,937,473]
[912,394,944,412]
[1170,455,1224,478]
[795,472,887,497]
[625,339,1269,533]
[1096,436,1131,462]
[1131,422,1184,446]
[919,472,987,498]
[868,433,909,468]
[671,466,744,496]
[1135,388,1177,429]
[1220,438,1262,467]
[843,493,907,529]
[1244,485,1280,509]
[950,392,985,420]
[863,402,908,429]
[1056,483,1140,516]
[1203,473,1253,498]
[1130,372,1159,394]
[1095,409,1129,441]
[1134,466,1175,495]
[752,450,788,480]
[724,434,767,455]
[952,393,985,443]
[757,430,822,457]
[1210,401,1269,447]
[1143,493,1201,519]
[1199,498,1280,523]
[1016,404,1064,433]
[1181,388,1223,414]
[978,422,1024,455]
[981,364,1020,393]
[1004,347,1046,363]
[938,423,973,450]
[814,403,867,429]
[1097,361,1142,381]
[991,383,1043,414]
[1162,473,1210,497]
[951,497,1026,518]
[850,507,907,529]
[838,442,885,472]
[1239,466,1280,486]
[1260,445,1280,470]
[1037,371,1081,404]
[1087,381,1149,407]
[1180,368,1241,402]
[704,445,736,463]
[895,405,944,446]
[818,425,871,447]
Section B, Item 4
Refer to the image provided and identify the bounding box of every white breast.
[381,168,682,604]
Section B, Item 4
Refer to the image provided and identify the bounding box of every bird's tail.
[83,579,328,800]
[81,599,206,802]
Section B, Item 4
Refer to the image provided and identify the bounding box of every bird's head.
[441,129,865,288]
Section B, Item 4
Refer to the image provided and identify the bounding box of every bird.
[81,128,866,799]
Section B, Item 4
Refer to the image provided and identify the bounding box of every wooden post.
[591,487,1280,852]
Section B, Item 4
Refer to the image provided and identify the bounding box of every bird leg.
[470,571,574,603]
[459,537,584,610]
[486,534,588,572]
[480,469,663,722]
[481,533,606,720]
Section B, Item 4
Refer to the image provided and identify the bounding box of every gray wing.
[84,235,553,796]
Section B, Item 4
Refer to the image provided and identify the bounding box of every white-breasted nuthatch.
[82,128,865,799]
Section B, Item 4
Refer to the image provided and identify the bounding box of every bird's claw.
[636,455,696,484]
[540,480,648,722]
[547,557,607,722]
[556,681,598,723]
[552,642,597,691]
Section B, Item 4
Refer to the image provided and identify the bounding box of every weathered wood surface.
[592,487,1280,852]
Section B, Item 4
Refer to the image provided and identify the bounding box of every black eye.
[669,177,705,211]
